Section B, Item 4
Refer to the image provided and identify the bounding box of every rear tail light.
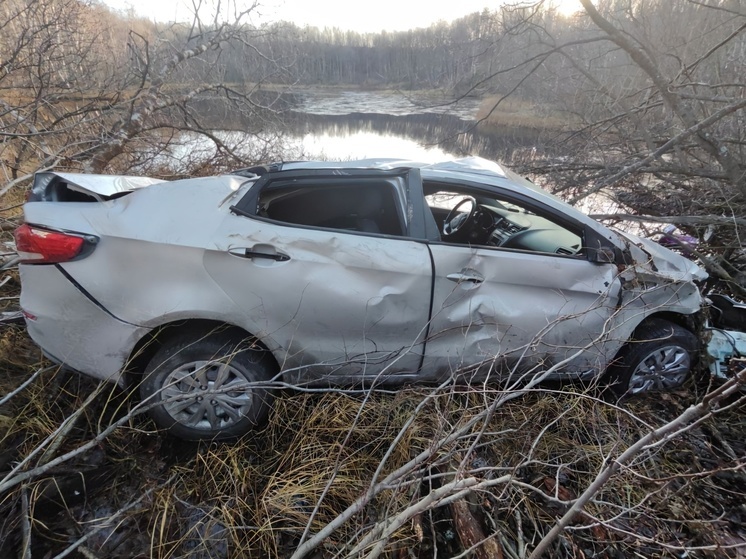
[14,224,97,264]
[22,309,37,321]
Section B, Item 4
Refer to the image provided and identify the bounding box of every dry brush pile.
[1,275,745,559]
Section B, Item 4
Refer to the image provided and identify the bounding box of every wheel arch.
[631,310,703,340]
[124,318,278,387]
[606,312,701,397]
[606,310,704,373]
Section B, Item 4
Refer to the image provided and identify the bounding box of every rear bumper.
[20,264,149,386]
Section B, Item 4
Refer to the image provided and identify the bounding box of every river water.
[296,88,481,119]
[167,89,545,168]
[288,90,540,162]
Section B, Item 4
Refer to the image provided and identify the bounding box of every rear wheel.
[607,318,698,398]
[140,331,275,440]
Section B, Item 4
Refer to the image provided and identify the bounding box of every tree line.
[2,0,745,290]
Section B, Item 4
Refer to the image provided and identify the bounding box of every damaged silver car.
[15,157,707,440]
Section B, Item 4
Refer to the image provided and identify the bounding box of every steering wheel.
[443,196,478,237]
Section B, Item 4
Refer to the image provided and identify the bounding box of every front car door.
[419,179,622,383]
[204,168,433,385]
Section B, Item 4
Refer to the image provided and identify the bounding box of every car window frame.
[422,179,603,261]
[231,168,431,240]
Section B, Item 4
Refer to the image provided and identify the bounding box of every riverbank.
[476,94,576,132]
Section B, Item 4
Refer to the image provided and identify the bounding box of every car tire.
[607,318,698,399]
[140,331,276,440]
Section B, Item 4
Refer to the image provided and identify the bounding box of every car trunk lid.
[28,172,164,202]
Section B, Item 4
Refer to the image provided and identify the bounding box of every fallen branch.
[589,213,746,228]
[450,495,504,559]
[528,367,746,559]
[0,365,56,408]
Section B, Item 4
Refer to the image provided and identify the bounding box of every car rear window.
[257,182,404,236]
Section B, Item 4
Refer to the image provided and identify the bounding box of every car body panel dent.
[423,244,622,379]
[612,232,706,323]
[619,231,708,283]
[618,268,704,319]
[19,264,147,384]
[205,214,433,382]
[23,175,249,248]
[30,171,165,201]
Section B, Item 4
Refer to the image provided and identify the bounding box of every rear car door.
[204,168,433,384]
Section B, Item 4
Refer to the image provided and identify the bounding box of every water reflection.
[289,112,544,162]
[298,130,451,162]
[158,112,541,169]
[158,90,547,169]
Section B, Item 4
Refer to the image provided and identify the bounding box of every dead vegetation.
[1,272,745,559]
[2,0,745,553]
[476,95,576,133]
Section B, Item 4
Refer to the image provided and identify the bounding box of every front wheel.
[140,331,276,440]
[606,318,698,398]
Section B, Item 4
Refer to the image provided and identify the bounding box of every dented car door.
[205,169,433,384]
[417,181,623,381]
[423,245,620,380]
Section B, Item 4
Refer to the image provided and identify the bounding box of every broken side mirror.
[592,247,616,264]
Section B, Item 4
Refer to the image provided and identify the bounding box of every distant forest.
[231,12,504,91]
[3,0,746,296]
[89,0,745,132]
[86,7,524,91]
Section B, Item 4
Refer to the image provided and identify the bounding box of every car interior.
[256,179,583,257]
[424,182,584,256]
[258,182,405,236]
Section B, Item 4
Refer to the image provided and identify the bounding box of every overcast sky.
[101,0,581,33]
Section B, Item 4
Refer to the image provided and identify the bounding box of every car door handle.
[229,247,290,262]
[446,270,484,284]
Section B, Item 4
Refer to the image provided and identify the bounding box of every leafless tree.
[0,0,293,199]
[477,0,746,293]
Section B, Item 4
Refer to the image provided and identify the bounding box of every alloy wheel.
[626,345,691,395]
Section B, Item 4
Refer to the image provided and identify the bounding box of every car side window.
[425,186,585,257]
[257,181,405,236]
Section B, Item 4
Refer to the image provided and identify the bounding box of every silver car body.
[19,157,706,387]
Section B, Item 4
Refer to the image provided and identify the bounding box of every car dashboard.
[433,202,584,256]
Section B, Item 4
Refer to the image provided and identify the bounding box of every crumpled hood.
[617,231,708,282]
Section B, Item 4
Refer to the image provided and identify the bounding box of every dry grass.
[476,95,578,132]
[1,270,745,557]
